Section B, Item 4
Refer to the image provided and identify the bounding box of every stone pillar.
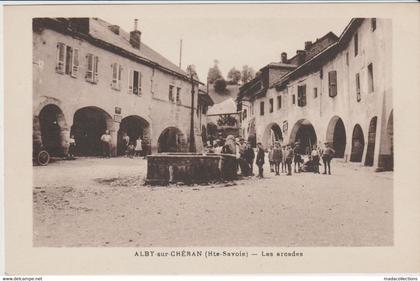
[109,121,120,157]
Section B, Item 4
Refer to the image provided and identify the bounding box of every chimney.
[108,25,120,35]
[130,19,141,50]
[281,52,288,63]
[296,50,306,65]
[304,41,312,51]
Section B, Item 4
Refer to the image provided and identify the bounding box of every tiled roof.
[90,18,187,77]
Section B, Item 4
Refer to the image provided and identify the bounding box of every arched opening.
[38,104,68,157]
[365,116,378,166]
[71,107,113,156]
[158,127,187,153]
[117,115,150,155]
[326,116,347,158]
[290,119,317,155]
[262,122,283,148]
[350,124,365,162]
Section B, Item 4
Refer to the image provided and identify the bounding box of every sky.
[102,5,350,82]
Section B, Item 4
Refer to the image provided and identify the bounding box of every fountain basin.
[146,153,237,185]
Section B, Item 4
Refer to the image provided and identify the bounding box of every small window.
[292,94,296,105]
[297,85,307,107]
[128,69,142,95]
[65,46,72,75]
[354,33,359,57]
[111,63,122,90]
[328,71,337,97]
[56,42,66,74]
[313,87,318,98]
[371,18,376,31]
[86,54,99,83]
[368,63,374,93]
[277,95,282,110]
[355,73,361,102]
[260,101,265,116]
[169,85,174,102]
[269,98,274,113]
[243,109,247,120]
[176,87,181,103]
[346,52,349,66]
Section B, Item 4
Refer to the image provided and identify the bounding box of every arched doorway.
[71,107,113,156]
[365,116,378,166]
[290,119,317,155]
[38,104,68,157]
[262,122,283,148]
[350,124,365,162]
[117,115,150,155]
[158,127,187,153]
[326,116,347,158]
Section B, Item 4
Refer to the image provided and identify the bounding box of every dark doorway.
[292,120,317,155]
[350,124,365,162]
[117,116,150,155]
[38,104,67,157]
[333,118,346,158]
[365,117,378,166]
[71,107,111,156]
[158,127,186,153]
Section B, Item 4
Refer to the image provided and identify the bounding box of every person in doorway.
[67,134,76,160]
[322,142,336,175]
[122,133,130,157]
[311,144,321,174]
[285,145,294,176]
[272,142,282,176]
[135,137,143,157]
[100,130,111,158]
[255,142,265,178]
[293,142,302,173]
[243,142,255,176]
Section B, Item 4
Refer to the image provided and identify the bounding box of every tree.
[227,67,241,85]
[241,65,256,84]
[207,59,223,84]
[214,78,227,93]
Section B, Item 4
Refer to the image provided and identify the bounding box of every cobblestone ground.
[33,156,393,247]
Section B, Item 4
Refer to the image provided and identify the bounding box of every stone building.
[238,18,393,171]
[33,18,212,157]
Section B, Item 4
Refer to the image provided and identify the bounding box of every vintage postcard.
[3,2,420,275]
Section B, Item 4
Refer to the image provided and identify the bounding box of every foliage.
[214,78,227,93]
[207,59,223,84]
[241,65,256,84]
[227,67,241,85]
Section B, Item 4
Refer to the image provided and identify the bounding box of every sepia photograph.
[32,15,393,247]
[3,2,420,276]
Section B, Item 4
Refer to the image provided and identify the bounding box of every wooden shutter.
[356,73,361,102]
[128,69,133,94]
[118,64,122,90]
[138,71,142,96]
[111,63,118,88]
[93,56,99,83]
[86,54,94,82]
[328,71,337,97]
[56,42,66,74]
[71,48,79,77]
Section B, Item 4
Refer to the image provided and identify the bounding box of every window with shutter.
[56,42,66,74]
[355,73,361,102]
[65,46,72,75]
[71,48,79,77]
[118,65,122,90]
[169,85,174,102]
[111,63,118,89]
[260,101,265,116]
[298,85,306,107]
[328,71,337,97]
[86,54,94,82]
[138,72,142,96]
[313,87,318,98]
[176,87,181,104]
[133,70,139,96]
[292,94,296,105]
[368,63,374,93]
[269,98,273,113]
[277,95,282,110]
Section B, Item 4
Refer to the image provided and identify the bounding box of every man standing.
[272,142,282,176]
[255,142,265,178]
[285,145,294,176]
[243,142,255,176]
[293,141,302,173]
[100,130,111,158]
[322,142,336,175]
